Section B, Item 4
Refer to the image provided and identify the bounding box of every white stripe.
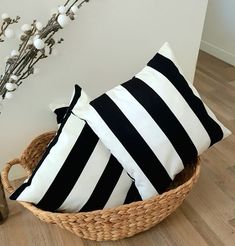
[107,86,184,179]
[72,89,90,111]
[157,46,230,140]
[104,170,132,209]
[135,66,211,154]
[203,103,231,138]
[75,106,158,200]
[186,82,231,138]
[59,140,111,212]
[18,114,86,203]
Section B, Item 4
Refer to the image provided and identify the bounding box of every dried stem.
[0,16,20,42]
[0,0,90,103]
[64,0,71,6]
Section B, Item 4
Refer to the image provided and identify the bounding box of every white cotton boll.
[10,75,18,81]
[33,35,40,42]
[21,24,31,32]
[57,14,70,28]
[71,6,79,14]
[6,83,17,91]
[1,13,9,20]
[36,22,43,31]
[11,50,19,57]
[58,5,67,14]
[4,28,15,39]
[5,92,14,99]
[34,38,45,50]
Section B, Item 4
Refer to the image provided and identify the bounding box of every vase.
[0,178,9,224]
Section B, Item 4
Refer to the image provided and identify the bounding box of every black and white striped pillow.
[54,106,68,124]
[75,42,231,200]
[10,85,141,212]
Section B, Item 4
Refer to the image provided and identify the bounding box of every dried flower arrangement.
[0,0,90,111]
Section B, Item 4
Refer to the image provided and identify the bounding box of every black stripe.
[10,85,82,200]
[80,155,124,212]
[124,182,142,204]
[36,124,99,211]
[54,107,68,124]
[91,94,172,194]
[148,54,224,146]
[122,79,198,165]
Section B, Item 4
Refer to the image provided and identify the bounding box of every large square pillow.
[10,85,141,212]
[74,42,231,200]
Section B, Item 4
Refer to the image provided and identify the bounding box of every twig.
[0,0,90,102]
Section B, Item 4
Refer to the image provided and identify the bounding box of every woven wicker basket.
[1,131,200,241]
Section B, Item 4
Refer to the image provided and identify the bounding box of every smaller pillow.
[10,85,141,212]
[74,42,231,200]
[53,106,68,125]
[49,90,80,125]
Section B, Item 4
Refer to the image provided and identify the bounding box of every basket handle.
[1,158,31,194]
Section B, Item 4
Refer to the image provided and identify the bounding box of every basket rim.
[2,130,200,218]
[18,160,200,217]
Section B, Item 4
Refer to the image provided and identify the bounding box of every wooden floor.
[1,51,235,246]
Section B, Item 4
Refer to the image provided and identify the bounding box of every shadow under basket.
[1,131,200,241]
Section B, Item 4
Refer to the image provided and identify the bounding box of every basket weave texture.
[1,131,200,241]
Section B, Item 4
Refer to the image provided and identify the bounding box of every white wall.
[201,0,235,66]
[0,0,208,179]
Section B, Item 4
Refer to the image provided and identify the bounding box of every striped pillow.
[53,106,68,125]
[74,42,231,200]
[10,85,141,212]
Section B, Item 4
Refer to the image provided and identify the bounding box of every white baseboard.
[200,40,235,66]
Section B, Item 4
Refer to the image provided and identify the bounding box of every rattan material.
[1,132,200,241]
